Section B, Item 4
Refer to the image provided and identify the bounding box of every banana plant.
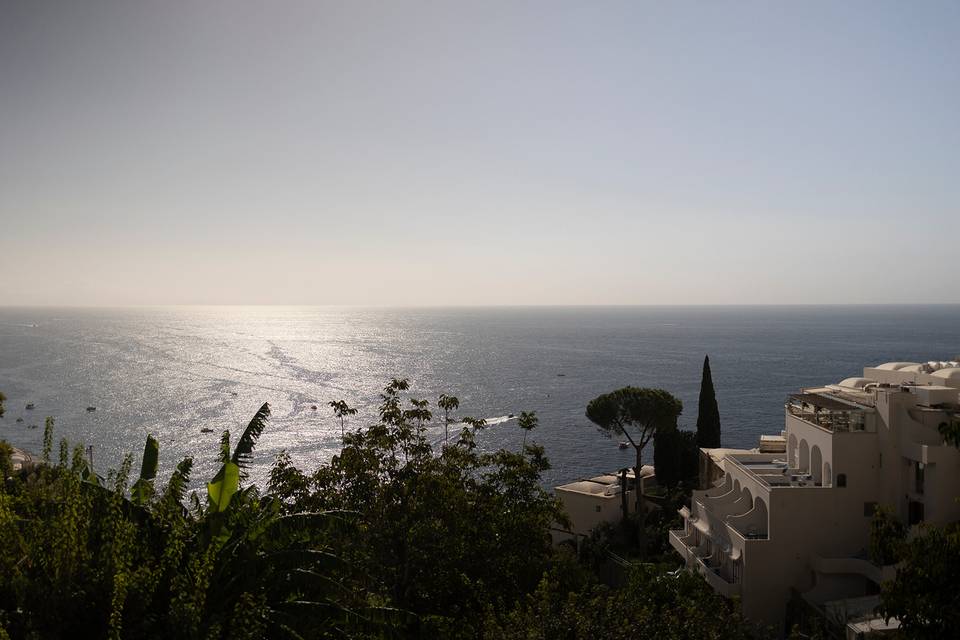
[131,434,159,505]
[207,403,270,513]
[163,456,193,504]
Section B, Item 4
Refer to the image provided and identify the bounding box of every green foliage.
[42,417,54,463]
[164,457,194,503]
[0,390,5,417]
[437,394,459,444]
[0,404,379,640]
[486,563,762,640]
[879,524,960,638]
[206,461,241,513]
[696,355,721,449]
[131,434,160,506]
[329,399,358,440]
[518,410,538,449]
[938,414,960,448]
[868,504,906,566]
[586,387,682,512]
[0,441,13,478]
[268,380,567,637]
[0,382,762,640]
[232,402,270,476]
[653,427,699,488]
[206,404,271,514]
[585,387,683,448]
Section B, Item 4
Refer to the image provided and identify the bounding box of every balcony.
[726,507,769,540]
[669,529,741,598]
[669,529,695,561]
[697,559,741,598]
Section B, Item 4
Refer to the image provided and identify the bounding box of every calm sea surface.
[1,306,959,489]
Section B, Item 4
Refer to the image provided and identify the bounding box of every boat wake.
[430,414,517,446]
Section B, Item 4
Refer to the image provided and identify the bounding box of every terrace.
[785,393,869,433]
[728,455,823,489]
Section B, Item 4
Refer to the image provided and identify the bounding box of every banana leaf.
[131,434,159,505]
[207,460,240,512]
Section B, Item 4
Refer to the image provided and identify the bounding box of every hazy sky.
[2,1,958,305]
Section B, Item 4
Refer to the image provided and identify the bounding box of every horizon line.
[3,302,960,310]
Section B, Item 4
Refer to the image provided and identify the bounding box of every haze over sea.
[2,305,959,489]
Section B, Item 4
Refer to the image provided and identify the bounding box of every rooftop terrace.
[728,454,825,488]
[786,393,870,432]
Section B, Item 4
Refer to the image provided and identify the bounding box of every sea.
[1,305,959,490]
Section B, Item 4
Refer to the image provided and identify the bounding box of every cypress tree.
[696,355,721,448]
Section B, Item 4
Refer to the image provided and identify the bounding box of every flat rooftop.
[555,465,654,495]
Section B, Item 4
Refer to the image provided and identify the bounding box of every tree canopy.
[653,427,699,489]
[0,382,765,639]
[878,524,960,638]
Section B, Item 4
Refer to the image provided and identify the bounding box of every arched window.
[837,473,847,488]
[811,446,823,484]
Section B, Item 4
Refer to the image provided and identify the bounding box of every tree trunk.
[635,448,644,515]
[620,468,628,522]
[635,447,646,556]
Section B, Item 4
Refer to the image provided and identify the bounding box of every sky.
[1,1,958,306]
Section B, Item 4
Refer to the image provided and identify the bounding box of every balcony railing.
[786,395,868,433]
[669,529,741,598]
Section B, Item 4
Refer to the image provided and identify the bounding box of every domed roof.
[900,364,926,373]
[931,368,960,379]
[838,377,874,389]
[875,362,920,371]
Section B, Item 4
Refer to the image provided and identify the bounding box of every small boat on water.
[200,428,214,433]
[618,442,629,450]
[86,406,97,412]
[311,405,317,410]
[25,403,35,410]
[15,418,23,423]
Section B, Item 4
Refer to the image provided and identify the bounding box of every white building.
[553,466,656,541]
[670,359,960,635]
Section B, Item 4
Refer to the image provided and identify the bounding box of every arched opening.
[824,461,833,487]
[751,497,769,538]
[799,440,810,472]
[788,434,798,467]
[720,474,733,493]
[811,446,823,485]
